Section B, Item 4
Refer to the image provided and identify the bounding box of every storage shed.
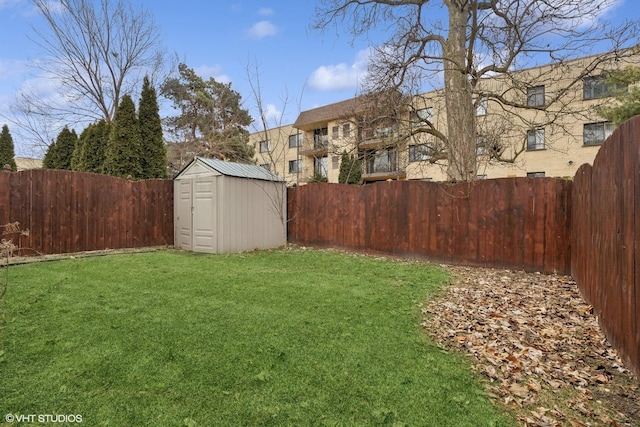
[174,157,286,253]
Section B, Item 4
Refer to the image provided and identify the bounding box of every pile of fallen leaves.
[422,266,639,426]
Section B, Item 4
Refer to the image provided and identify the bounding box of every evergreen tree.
[72,120,109,173]
[103,94,142,179]
[71,124,93,172]
[0,125,18,172]
[54,127,79,170]
[43,127,78,170]
[139,76,167,178]
[42,140,57,169]
[161,64,254,165]
[598,66,640,124]
[71,129,85,171]
[338,150,362,185]
[86,120,110,173]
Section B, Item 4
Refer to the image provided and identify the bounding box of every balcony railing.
[299,135,329,156]
[359,126,399,146]
[362,147,406,181]
[314,134,329,147]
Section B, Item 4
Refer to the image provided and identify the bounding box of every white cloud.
[258,7,274,16]
[247,20,279,39]
[194,64,231,84]
[308,48,371,92]
[263,103,282,125]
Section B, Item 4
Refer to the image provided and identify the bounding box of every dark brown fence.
[0,169,173,255]
[572,117,640,379]
[288,178,572,275]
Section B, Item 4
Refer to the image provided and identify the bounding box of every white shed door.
[175,180,193,250]
[193,177,217,253]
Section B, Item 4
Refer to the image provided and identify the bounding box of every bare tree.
[10,0,166,151]
[315,0,639,181]
[246,60,302,227]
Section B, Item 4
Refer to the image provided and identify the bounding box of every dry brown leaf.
[421,265,640,426]
[510,382,530,398]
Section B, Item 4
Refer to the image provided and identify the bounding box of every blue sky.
[0,0,639,157]
[0,0,385,156]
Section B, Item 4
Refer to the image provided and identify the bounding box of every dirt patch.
[423,266,639,426]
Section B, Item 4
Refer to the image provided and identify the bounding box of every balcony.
[362,147,406,182]
[299,135,329,156]
[358,125,400,148]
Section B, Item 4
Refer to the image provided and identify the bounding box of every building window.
[527,85,545,107]
[313,127,328,147]
[259,140,270,153]
[527,172,545,178]
[526,128,545,150]
[314,156,328,178]
[288,133,301,148]
[363,125,397,140]
[343,123,351,137]
[332,155,340,169]
[475,97,488,116]
[365,148,397,174]
[476,174,487,180]
[476,136,487,155]
[332,126,339,139]
[410,107,433,123]
[288,159,302,173]
[259,163,271,171]
[583,75,627,100]
[409,144,430,162]
[583,122,615,146]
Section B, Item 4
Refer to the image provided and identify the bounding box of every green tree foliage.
[72,120,110,173]
[0,125,18,172]
[139,76,167,178]
[598,66,640,125]
[103,94,142,179]
[43,127,78,170]
[161,63,254,167]
[42,141,56,169]
[338,150,362,185]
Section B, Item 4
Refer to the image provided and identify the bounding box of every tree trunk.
[443,2,477,181]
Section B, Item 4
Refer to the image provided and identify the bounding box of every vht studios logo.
[5,413,83,423]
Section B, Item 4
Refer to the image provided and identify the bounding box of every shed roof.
[178,157,284,182]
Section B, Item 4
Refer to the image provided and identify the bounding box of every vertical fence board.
[450,184,470,264]
[393,182,410,255]
[0,172,9,227]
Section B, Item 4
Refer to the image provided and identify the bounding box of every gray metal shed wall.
[217,176,286,253]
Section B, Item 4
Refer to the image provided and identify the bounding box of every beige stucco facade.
[14,157,43,171]
[252,50,640,184]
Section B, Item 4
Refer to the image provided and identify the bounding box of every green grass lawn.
[0,249,513,426]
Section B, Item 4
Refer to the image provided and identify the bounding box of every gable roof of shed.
[178,157,284,182]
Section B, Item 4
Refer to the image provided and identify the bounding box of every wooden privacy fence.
[0,169,173,255]
[287,178,572,275]
[572,117,640,379]
[288,115,640,378]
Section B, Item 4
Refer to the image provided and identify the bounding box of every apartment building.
[251,50,640,185]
